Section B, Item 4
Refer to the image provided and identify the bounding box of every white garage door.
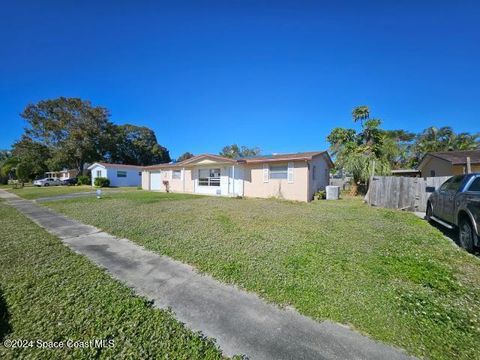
[150,171,162,190]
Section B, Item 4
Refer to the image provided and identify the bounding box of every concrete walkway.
[0,190,415,360]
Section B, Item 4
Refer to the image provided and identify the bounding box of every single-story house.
[88,162,143,187]
[142,151,334,202]
[45,169,79,180]
[418,150,480,177]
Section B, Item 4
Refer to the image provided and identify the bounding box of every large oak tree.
[21,97,113,174]
[16,97,171,178]
[110,124,171,165]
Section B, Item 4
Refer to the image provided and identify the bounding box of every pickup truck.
[426,173,480,252]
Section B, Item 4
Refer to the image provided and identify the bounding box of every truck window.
[468,177,480,192]
[439,178,453,191]
[446,175,464,192]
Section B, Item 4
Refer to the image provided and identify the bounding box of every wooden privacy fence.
[364,176,451,212]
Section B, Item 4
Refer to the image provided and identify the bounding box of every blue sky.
[1,1,479,159]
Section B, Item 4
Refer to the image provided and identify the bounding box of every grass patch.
[0,201,226,359]
[46,192,480,360]
[6,186,139,200]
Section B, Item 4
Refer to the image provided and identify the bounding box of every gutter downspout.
[308,160,312,201]
[182,167,186,192]
[232,165,235,196]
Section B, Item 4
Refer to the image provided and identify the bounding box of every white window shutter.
[181,168,184,181]
[263,164,269,183]
[288,162,294,183]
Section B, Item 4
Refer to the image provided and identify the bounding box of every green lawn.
[45,191,480,360]
[0,200,226,359]
[7,185,138,200]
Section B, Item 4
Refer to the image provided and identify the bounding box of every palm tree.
[437,127,455,150]
[352,106,370,126]
[453,132,480,150]
[415,127,440,153]
[410,127,480,167]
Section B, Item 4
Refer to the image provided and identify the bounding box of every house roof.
[178,154,236,165]
[418,150,480,169]
[143,163,182,170]
[238,151,332,165]
[144,154,235,170]
[88,162,144,170]
[144,150,334,170]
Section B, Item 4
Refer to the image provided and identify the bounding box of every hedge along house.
[142,151,334,202]
[88,162,143,187]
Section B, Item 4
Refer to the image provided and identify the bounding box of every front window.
[269,165,288,179]
[117,170,127,178]
[172,170,181,179]
[198,168,220,186]
[96,170,102,177]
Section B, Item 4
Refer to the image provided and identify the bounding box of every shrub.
[15,162,33,185]
[77,175,90,185]
[315,190,326,200]
[94,177,110,187]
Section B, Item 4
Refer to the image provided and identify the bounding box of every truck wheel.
[458,218,476,252]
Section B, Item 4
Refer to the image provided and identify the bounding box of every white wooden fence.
[364,176,451,212]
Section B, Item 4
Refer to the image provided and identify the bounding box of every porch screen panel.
[198,168,220,186]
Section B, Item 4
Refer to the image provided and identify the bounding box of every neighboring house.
[142,151,334,202]
[88,162,143,187]
[418,150,480,177]
[45,169,79,180]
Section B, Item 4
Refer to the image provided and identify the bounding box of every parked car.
[62,177,78,186]
[426,173,480,252]
[33,177,63,187]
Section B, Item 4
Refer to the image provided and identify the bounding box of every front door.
[150,171,162,190]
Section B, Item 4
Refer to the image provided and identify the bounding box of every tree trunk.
[350,182,358,196]
[76,160,84,175]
